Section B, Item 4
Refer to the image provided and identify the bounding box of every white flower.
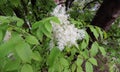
[50,5,85,51]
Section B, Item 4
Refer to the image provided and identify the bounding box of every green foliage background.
[0,0,119,72]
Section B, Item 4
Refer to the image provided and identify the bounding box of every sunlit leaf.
[0,30,3,41]
[36,29,43,42]
[32,21,43,30]
[11,16,24,27]
[95,26,103,39]
[72,63,76,72]
[0,33,23,59]
[25,35,39,45]
[81,40,87,50]
[77,66,83,72]
[44,21,52,33]
[32,51,42,61]
[88,57,98,66]
[90,42,99,57]
[42,25,51,38]
[84,31,89,45]
[103,31,107,39]
[85,61,93,72]
[99,47,106,56]
[15,43,33,63]
[60,58,69,68]
[81,49,89,59]
[0,16,10,24]
[50,16,60,23]
[47,48,60,67]
[21,64,33,72]
[76,58,83,66]
[5,55,21,71]
[89,25,99,40]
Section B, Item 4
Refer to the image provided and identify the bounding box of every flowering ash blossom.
[50,5,85,51]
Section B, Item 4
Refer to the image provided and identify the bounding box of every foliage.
[101,17,120,71]
[0,0,55,23]
[0,16,59,72]
[0,0,119,72]
[0,15,107,72]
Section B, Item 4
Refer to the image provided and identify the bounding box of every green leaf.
[32,51,42,61]
[36,29,43,42]
[0,16,10,24]
[42,25,51,38]
[51,16,60,23]
[72,64,76,72]
[90,42,99,57]
[103,31,107,39]
[0,30,3,41]
[0,33,23,59]
[32,16,59,31]
[89,26,99,40]
[81,49,89,59]
[76,58,83,66]
[64,69,70,72]
[5,55,21,71]
[15,43,33,63]
[81,40,87,50]
[32,21,43,30]
[0,23,8,31]
[60,58,69,68]
[95,26,103,39]
[99,47,106,56]
[25,35,39,45]
[88,58,98,66]
[43,17,60,24]
[44,21,52,33]
[84,31,89,45]
[21,64,33,72]
[48,66,55,72]
[47,48,60,67]
[77,66,83,72]
[12,16,24,27]
[32,16,59,39]
[0,16,24,27]
[93,30,99,40]
[57,64,63,72]
[10,0,20,7]
[85,61,93,72]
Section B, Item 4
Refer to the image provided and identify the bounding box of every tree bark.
[86,0,120,42]
[91,0,120,31]
[87,1,120,71]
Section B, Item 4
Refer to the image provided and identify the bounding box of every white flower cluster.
[51,5,69,25]
[50,5,85,51]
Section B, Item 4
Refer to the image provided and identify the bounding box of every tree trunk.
[87,0,120,42]
[88,1,120,71]
[91,0,120,31]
